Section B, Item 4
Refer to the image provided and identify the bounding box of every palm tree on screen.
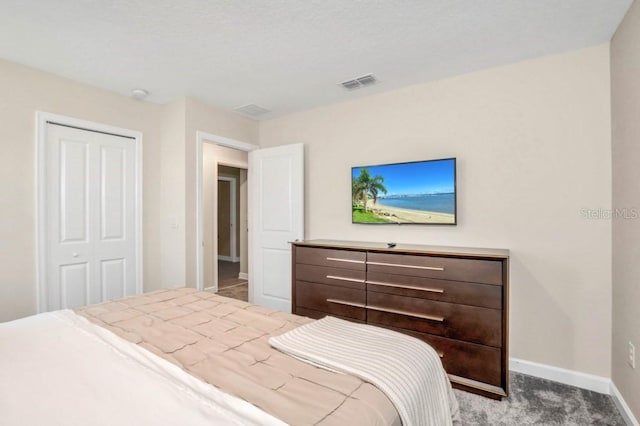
[354,168,387,212]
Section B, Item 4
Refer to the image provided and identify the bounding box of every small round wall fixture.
[131,88,148,99]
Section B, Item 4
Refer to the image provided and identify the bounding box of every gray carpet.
[456,372,625,425]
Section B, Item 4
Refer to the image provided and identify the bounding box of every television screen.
[352,158,456,225]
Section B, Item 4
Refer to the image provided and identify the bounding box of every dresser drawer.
[371,324,502,387]
[366,292,502,347]
[296,264,365,290]
[367,252,503,285]
[295,306,365,324]
[296,246,366,271]
[296,281,366,321]
[367,271,502,309]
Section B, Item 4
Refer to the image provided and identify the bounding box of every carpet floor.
[456,372,625,425]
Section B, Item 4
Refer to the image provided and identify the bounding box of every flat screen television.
[352,157,456,225]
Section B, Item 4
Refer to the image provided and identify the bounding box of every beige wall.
[0,59,164,321]
[260,45,613,377]
[184,98,258,287]
[611,0,640,418]
[158,98,187,287]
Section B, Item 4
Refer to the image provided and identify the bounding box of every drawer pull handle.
[366,280,444,294]
[438,352,444,358]
[327,257,366,264]
[327,275,366,283]
[366,261,445,271]
[326,301,444,322]
[326,299,366,308]
[366,305,445,322]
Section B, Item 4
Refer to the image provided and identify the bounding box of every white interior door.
[45,123,138,310]
[217,175,237,263]
[249,143,304,312]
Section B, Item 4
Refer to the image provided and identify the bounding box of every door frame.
[216,175,238,263]
[195,130,258,291]
[36,112,143,313]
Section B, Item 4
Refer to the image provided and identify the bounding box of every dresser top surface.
[293,239,509,259]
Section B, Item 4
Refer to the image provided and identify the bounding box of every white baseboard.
[204,285,217,292]
[510,357,639,425]
[610,381,640,426]
[510,357,610,394]
[238,272,248,280]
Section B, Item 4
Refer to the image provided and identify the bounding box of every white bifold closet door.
[45,123,137,311]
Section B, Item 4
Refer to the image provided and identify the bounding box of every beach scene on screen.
[352,159,456,224]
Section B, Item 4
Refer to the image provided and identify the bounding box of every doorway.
[198,133,252,300]
[195,131,304,310]
[217,173,237,263]
[216,167,248,301]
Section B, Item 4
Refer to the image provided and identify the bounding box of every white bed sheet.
[0,310,285,426]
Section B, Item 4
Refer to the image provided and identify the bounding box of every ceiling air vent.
[234,103,270,117]
[339,73,377,90]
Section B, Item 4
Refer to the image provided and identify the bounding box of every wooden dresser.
[291,239,509,399]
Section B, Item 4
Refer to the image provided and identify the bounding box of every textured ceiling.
[0,0,632,119]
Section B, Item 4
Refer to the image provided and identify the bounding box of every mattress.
[75,287,402,425]
[0,309,285,426]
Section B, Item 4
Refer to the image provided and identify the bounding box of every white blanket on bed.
[269,316,458,426]
[0,310,285,426]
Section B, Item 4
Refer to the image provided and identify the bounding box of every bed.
[0,287,459,425]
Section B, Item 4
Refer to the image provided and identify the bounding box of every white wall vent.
[233,103,270,117]
[339,73,377,90]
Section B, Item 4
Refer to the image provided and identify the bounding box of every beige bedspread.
[76,287,400,426]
